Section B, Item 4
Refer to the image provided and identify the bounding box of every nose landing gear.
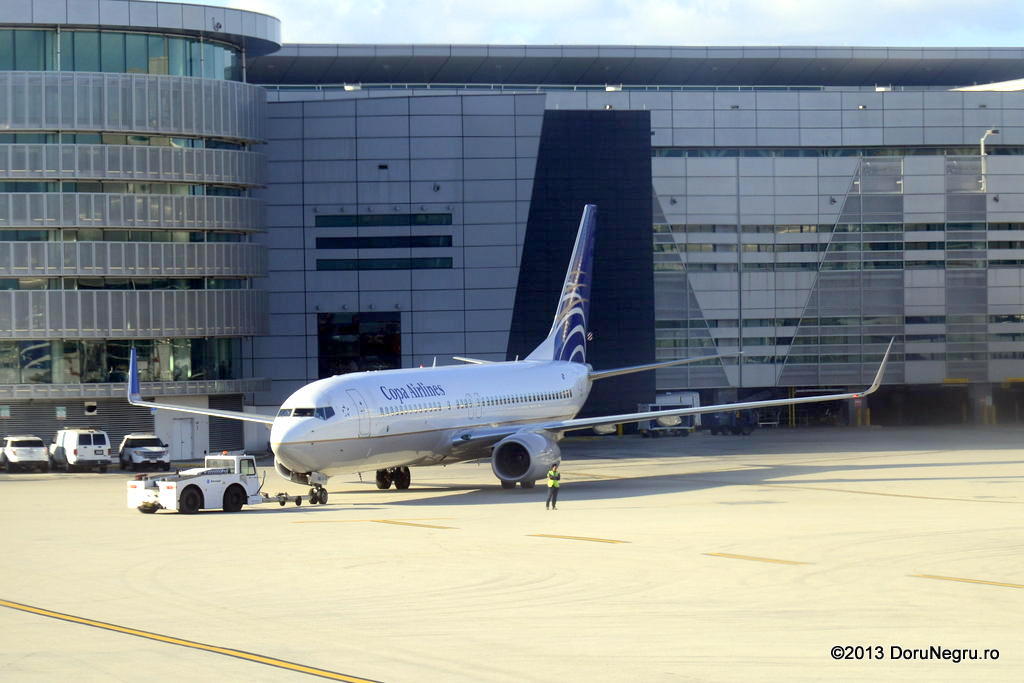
[307,485,329,505]
[375,466,411,490]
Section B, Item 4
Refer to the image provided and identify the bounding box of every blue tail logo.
[528,205,596,364]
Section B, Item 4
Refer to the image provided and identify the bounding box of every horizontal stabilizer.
[452,356,495,365]
[589,352,741,381]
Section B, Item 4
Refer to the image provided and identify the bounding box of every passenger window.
[79,434,92,446]
[94,434,107,446]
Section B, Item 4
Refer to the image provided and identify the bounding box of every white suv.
[2,435,49,473]
[49,429,113,473]
[119,433,170,471]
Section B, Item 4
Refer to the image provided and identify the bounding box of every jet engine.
[275,456,310,485]
[491,432,560,485]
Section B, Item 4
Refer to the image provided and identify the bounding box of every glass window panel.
[100,32,125,73]
[54,340,81,384]
[0,342,18,383]
[73,32,100,72]
[125,33,147,74]
[212,44,226,81]
[171,339,191,380]
[14,30,51,71]
[148,35,167,74]
[167,37,187,76]
[20,340,51,384]
[203,42,218,80]
[190,41,203,79]
[58,30,72,70]
[0,31,13,71]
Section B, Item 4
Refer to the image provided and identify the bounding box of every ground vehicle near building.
[704,410,758,436]
[118,433,171,471]
[49,428,113,472]
[1,435,49,473]
[638,392,701,437]
[126,453,314,514]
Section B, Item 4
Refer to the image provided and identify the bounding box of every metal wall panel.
[0,242,265,277]
[0,193,263,230]
[0,145,263,186]
[0,72,265,142]
[0,290,268,339]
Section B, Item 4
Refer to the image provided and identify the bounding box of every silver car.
[2,435,49,473]
[119,433,171,471]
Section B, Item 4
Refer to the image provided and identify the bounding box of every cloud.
[213,0,1024,46]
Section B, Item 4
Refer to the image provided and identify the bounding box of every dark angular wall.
[507,110,654,417]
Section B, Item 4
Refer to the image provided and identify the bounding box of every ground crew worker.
[546,463,560,510]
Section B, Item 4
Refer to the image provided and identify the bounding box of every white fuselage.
[269,360,592,477]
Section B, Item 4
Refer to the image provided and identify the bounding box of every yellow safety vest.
[547,470,560,487]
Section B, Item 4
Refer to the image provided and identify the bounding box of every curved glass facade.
[0,11,269,408]
[0,29,242,81]
[0,337,242,384]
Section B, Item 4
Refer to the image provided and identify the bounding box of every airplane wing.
[543,339,893,435]
[126,348,276,425]
[449,340,892,451]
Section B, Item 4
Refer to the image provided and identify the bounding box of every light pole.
[980,128,999,191]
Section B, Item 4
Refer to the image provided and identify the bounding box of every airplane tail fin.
[526,204,597,363]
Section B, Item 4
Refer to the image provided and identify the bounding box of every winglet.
[854,337,893,398]
[128,347,142,403]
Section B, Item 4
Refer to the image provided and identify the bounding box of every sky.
[210,0,1024,47]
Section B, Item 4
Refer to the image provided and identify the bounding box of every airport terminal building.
[2,1,1024,456]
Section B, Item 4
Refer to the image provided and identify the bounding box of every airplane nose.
[270,421,315,471]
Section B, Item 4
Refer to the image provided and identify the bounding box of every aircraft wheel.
[294,496,302,506]
[500,480,515,489]
[375,469,392,489]
[394,467,411,490]
[309,487,318,502]
[318,488,329,504]
[520,479,536,489]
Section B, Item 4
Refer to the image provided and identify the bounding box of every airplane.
[128,204,893,504]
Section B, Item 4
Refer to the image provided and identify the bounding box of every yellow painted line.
[371,519,456,529]
[568,471,623,480]
[528,534,629,544]
[911,574,1024,589]
[292,518,453,525]
[0,598,378,682]
[704,552,810,566]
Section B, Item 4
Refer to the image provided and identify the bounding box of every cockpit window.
[277,408,292,417]
[288,407,335,420]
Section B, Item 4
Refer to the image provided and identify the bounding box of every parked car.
[2,435,49,473]
[49,428,113,473]
[119,433,170,471]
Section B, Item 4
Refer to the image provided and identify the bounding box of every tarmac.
[1,425,1022,682]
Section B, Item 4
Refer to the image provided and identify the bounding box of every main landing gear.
[307,485,329,505]
[375,466,411,490]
